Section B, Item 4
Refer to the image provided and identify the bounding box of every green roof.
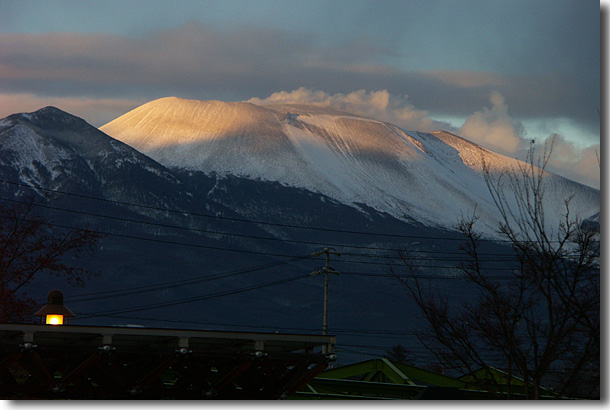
[292,358,561,400]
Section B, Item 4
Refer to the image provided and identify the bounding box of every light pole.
[310,248,340,335]
[34,289,75,325]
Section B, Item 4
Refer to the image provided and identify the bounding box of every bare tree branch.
[396,140,599,399]
[0,197,103,322]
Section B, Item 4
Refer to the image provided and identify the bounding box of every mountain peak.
[0,104,183,199]
[12,106,89,132]
[29,105,74,119]
[36,105,69,114]
[99,97,599,233]
[99,97,294,170]
[131,96,268,115]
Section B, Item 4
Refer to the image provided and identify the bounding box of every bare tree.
[384,344,414,365]
[394,141,600,399]
[0,198,102,322]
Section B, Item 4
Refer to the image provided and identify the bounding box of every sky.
[0,0,601,188]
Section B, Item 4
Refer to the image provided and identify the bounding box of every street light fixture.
[34,289,75,325]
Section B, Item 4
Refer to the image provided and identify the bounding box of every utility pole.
[310,247,341,335]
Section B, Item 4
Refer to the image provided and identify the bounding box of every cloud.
[249,87,453,132]
[0,22,598,188]
[458,92,599,189]
[0,93,144,127]
[253,88,601,189]
[459,91,525,154]
[423,70,507,88]
[0,23,393,100]
[543,134,600,189]
[0,22,599,134]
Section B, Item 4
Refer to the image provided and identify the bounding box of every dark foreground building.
[0,323,336,399]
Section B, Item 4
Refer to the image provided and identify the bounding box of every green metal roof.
[317,358,467,387]
[292,358,561,400]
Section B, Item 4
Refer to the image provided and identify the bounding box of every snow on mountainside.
[0,106,192,213]
[100,97,600,234]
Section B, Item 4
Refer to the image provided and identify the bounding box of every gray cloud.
[0,20,599,188]
[459,91,525,154]
[0,21,599,133]
[0,93,144,127]
[248,88,453,132]
[248,87,600,189]
[545,136,600,189]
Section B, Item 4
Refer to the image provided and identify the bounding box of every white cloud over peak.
[248,87,452,132]
[543,134,600,189]
[0,86,599,189]
[457,92,599,188]
[250,88,599,189]
[458,91,525,155]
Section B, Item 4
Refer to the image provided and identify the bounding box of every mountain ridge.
[0,105,599,366]
[100,97,600,235]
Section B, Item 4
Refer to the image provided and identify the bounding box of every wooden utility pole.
[310,248,341,335]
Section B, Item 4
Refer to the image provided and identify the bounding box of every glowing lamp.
[46,315,64,325]
[34,290,75,325]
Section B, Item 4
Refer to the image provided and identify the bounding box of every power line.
[0,213,516,275]
[56,268,518,309]
[78,313,423,337]
[3,181,587,308]
[2,195,508,258]
[68,313,429,341]
[332,256,516,271]
[2,179,595,251]
[0,210,521,272]
[341,271,519,280]
[6,179,590,264]
[74,273,311,319]
[0,213,314,260]
[6,181,585,270]
[59,265,518,309]
[2,195,520,266]
[341,250,514,262]
[0,178,509,242]
[78,311,542,358]
[64,256,310,304]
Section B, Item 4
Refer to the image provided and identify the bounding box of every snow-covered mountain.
[101,97,600,235]
[1,105,471,341]
[0,106,181,204]
[0,105,271,238]
[0,105,599,366]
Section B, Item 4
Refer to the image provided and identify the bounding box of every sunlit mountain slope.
[101,97,599,234]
